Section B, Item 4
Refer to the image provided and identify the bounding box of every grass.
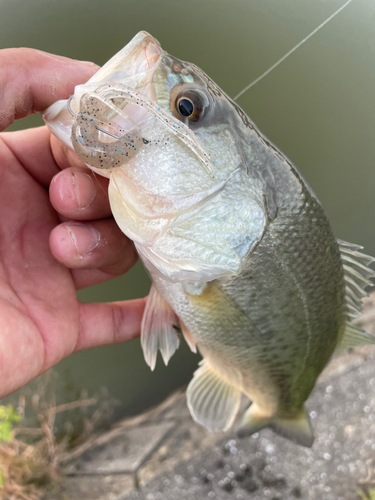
[0,372,117,500]
[358,487,375,500]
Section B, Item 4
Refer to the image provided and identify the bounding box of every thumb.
[0,48,99,131]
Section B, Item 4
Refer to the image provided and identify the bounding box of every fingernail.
[54,170,96,211]
[66,223,100,257]
[77,60,99,68]
[72,171,96,209]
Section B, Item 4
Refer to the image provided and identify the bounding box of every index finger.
[0,48,99,132]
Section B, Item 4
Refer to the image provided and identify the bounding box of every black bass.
[43,31,375,447]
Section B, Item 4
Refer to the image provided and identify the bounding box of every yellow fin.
[186,360,241,432]
[238,405,314,448]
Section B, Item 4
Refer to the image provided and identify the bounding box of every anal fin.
[141,284,180,371]
[187,360,241,432]
[238,404,314,448]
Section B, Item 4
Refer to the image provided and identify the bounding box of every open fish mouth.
[43,31,213,178]
[43,31,161,175]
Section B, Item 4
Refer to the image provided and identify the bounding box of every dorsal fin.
[339,239,375,318]
[141,284,180,371]
[337,322,375,351]
[338,239,375,349]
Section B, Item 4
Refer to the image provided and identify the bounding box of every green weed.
[357,487,375,500]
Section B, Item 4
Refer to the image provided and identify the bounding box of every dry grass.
[0,373,117,500]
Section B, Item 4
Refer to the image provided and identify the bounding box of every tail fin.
[237,404,314,448]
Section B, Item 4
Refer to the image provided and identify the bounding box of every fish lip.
[137,31,161,47]
[87,31,162,88]
[70,32,163,119]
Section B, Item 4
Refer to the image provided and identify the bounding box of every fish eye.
[174,90,207,123]
[177,98,194,117]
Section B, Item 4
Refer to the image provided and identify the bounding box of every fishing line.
[233,0,354,101]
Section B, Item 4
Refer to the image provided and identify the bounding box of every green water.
[1,0,375,420]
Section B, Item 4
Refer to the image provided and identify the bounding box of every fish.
[43,31,375,447]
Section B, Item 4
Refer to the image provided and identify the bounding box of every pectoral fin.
[238,404,314,448]
[186,360,241,432]
[141,284,180,370]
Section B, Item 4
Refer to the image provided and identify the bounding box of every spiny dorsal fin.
[338,239,375,320]
[141,284,180,371]
[338,239,375,349]
[186,360,241,432]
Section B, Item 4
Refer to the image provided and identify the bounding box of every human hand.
[0,48,145,398]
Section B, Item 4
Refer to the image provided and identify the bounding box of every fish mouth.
[43,32,163,174]
[66,32,165,173]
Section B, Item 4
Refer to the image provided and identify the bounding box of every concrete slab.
[123,353,375,500]
[61,474,135,500]
[68,421,176,474]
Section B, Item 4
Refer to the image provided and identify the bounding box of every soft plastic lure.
[69,81,214,177]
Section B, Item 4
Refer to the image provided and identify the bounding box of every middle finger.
[50,166,111,220]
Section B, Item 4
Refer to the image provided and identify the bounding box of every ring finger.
[50,166,111,220]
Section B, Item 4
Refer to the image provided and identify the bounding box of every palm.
[0,48,145,399]
[0,133,79,395]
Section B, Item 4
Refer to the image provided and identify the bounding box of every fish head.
[43,32,268,283]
